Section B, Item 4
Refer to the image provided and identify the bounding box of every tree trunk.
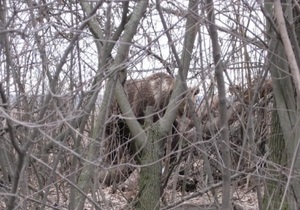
[136,118,163,210]
[134,1,199,209]
[265,0,300,209]
[263,107,288,209]
[74,0,149,208]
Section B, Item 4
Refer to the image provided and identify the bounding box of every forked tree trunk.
[134,0,199,209]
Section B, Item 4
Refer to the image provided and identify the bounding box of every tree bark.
[135,107,163,210]
[265,0,300,209]
[263,106,288,209]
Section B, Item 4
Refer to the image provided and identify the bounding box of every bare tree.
[0,0,285,210]
[263,0,300,209]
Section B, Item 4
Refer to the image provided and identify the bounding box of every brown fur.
[103,73,199,184]
[228,79,272,104]
[125,72,199,122]
[125,73,174,121]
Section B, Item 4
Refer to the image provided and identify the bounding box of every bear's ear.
[191,87,200,96]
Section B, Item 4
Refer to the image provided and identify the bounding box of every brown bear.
[102,73,199,185]
[125,72,199,122]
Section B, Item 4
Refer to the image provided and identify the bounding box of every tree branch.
[273,0,300,96]
[159,0,199,137]
[205,0,231,209]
